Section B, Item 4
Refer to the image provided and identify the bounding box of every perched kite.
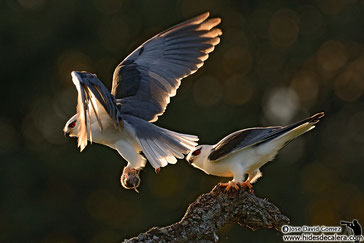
[186,112,324,191]
[63,12,222,190]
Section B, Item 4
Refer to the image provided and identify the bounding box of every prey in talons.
[121,167,141,192]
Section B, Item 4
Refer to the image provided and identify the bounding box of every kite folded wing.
[208,112,325,161]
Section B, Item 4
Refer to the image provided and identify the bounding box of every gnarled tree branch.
[123,185,290,242]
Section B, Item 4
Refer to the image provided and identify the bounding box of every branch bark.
[123,184,290,242]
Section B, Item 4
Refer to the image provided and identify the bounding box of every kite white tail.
[123,115,198,169]
[263,112,325,149]
[251,112,324,167]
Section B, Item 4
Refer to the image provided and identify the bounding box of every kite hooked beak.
[188,158,194,165]
[64,131,70,138]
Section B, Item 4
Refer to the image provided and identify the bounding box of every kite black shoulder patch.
[208,127,279,161]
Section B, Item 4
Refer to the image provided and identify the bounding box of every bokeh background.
[1,0,364,242]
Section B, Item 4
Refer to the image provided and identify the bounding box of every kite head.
[64,114,78,138]
[186,145,207,166]
[121,167,141,192]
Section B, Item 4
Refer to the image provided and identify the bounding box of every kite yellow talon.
[238,180,254,193]
[220,181,240,191]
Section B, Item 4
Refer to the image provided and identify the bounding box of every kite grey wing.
[111,12,222,122]
[71,71,122,151]
[208,127,282,161]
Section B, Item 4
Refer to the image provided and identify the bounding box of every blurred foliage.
[1,0,364,242]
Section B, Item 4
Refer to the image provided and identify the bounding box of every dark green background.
[1,0,364,242]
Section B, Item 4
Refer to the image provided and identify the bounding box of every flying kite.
[63,12,222,190]
[186,112,324,191]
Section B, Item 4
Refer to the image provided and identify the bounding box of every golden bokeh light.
[334,69,363,102]
[290,69,320,106]
[223,75,254,106]
[316,40,348,76]
[269,9,299,48]
[334,55,364,101]
[222,45,253,76]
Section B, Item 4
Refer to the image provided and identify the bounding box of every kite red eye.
[192,149,201,156]
[68,121,76,128]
